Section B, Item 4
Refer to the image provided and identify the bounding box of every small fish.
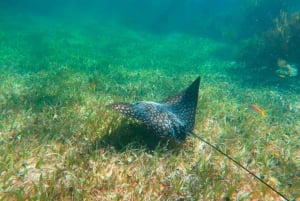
[89,77,96,92]
[250,104,266,116]
[276,68,288,78]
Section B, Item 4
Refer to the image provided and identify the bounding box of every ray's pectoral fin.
[109,103,135,117]
[163,76,200,132]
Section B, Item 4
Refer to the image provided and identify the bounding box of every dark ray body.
[109,76,200,141]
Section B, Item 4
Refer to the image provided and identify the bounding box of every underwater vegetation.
[0,2,299,200]
[238,8,300,80]
[239,0,287,38]
[1,66,299,200]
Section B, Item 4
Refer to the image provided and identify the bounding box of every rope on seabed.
[186,131,291,201]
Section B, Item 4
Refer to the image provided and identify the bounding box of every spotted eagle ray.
[108,76,289,201]
[109,76,200,141]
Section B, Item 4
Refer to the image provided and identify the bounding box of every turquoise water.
[0,1,299,200]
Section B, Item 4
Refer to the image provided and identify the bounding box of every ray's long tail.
[186,131,290,201]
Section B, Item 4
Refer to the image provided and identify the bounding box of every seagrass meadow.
[0,2,300,201]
